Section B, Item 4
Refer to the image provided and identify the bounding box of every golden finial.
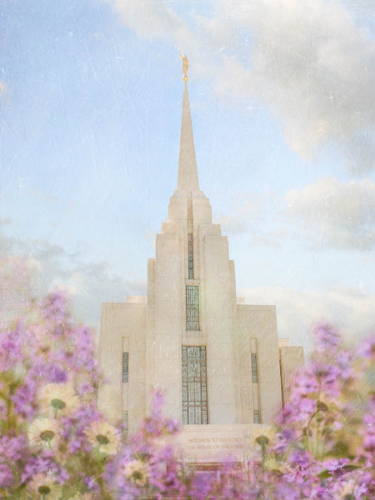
[181,54,189,81]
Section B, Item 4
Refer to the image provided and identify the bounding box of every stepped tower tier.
[97,59,303,456]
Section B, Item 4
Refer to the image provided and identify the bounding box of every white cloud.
[0,224,145,329]
[218,214,249,235]
[216,201,259,235]
[343,0,375,13]
[106,0,375,171]
[107,0,185,39]
[240,285,375,351]
[215,197,289,246]
[0,255,38,327]
[285,177,375,250]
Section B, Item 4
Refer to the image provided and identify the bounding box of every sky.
[0,0,375,349]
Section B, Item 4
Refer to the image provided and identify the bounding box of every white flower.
[69,494,94,500]
[28,473,62,498]
[264,456,286,472]
[338,479,356,498]
[123,460,149,487]
[85,421,120,455]
[38,382,79,415]
[28,418,59,449]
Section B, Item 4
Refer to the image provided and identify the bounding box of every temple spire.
[177,56,200,192]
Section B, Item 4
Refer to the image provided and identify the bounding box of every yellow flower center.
[40,430,55,442]
[51,398,66,410]
[96,434,110,445]
[38,485,51,495]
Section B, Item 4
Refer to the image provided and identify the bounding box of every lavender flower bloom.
[358,336,375,360]
[46,364,68,383]
[0,324,23,372]
[0,464,13,488]
[41,292,69,324]
[12,380,37,419]
[362,403,375,454]
[21,451,69,484]
[0,435,27,461]
[313,323,341,352]
[60,403,101,454]
[1,290,375,500]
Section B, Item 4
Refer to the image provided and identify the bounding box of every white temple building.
[98,60,303,461]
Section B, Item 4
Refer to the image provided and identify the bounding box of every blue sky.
[1,0,375,348]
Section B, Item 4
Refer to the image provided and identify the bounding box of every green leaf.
[342,464,360,472]
[328,441,349,458]
[317,401,329,412]
[318,470,332,479]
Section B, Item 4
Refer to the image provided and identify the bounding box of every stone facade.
[98,78,304,455]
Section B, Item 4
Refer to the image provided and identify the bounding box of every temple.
[98,58,303,461]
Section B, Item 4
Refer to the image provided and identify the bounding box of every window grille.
[253,409,261,424]
[182,346,208,424]
[251,353,258,383]
[122,352,129,383]
[188,233,194,279]
[186,285,200,330]
[123,410,128,429]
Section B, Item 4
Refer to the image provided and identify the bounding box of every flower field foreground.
[0,292,374,499]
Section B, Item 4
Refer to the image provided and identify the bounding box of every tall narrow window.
[251,353,258,383]
[253,409,261,424]
[182,346,208,424]
[188,233,194,279]
[123,410,129,437]
[186,285,200,330]
[122,352,129,383]
[250,339,261,424]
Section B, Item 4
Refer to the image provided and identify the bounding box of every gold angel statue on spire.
[181,55,189,81]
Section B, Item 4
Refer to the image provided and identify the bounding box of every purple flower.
[313,323,341,352]
[358,336,375,360]
[0,399,6,419]
[84,475,99,491]
[0,435,27,461]
[2,289,375,500]
[323,458,350,475]
[274,482,302,500]
[31,362,68,383]
[12,380,37,419]
[335,349,354,380]
[41,292,68,324]
[0,324,23,372]
[189,472,214,499]
[0,463,13,488]
[60,404,101,453]
[22,451,69,484]
[46,365,67,383]
[293,365,319,395]
[362,408,375,454]
[273,428,296,453]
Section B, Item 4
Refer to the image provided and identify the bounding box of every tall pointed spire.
[177,56,200,192]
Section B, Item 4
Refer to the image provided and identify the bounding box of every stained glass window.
[251,352,258,383]
[182,346,208,424]
[186,285,200,330]
[253,409,261,424]
[122,352,129,383]
[123,410,129,437]
[188,233,194,279]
